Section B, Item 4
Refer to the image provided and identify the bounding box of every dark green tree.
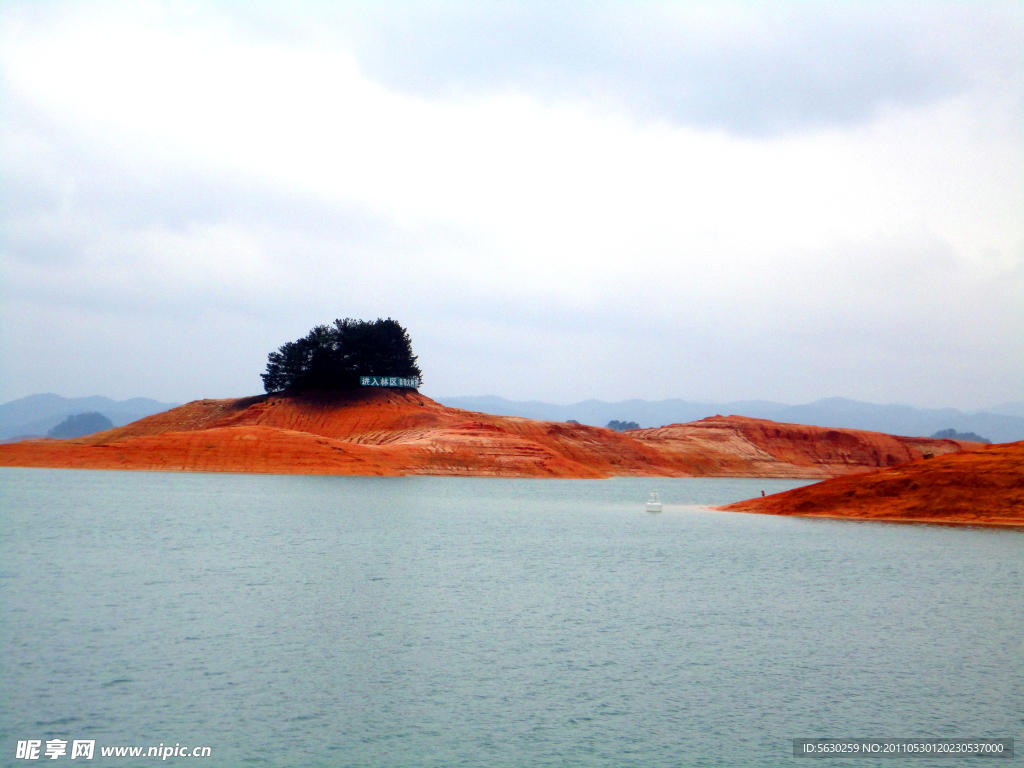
[262,318,422,393]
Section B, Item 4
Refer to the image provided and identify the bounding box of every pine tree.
[262,318,421,393]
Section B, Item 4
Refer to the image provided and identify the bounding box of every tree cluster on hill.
[47,412,114,439]
[930,428,990,443]
[606,420,640,432]
[262,318,422,393]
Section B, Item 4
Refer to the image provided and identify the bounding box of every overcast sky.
[1,1,1021,409]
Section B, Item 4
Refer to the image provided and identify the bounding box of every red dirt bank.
[0,389,974,480]
[721,441,1024,528]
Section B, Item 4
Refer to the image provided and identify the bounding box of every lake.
[1,468,1020,767]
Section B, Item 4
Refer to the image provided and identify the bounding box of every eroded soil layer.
[0,389,978,480]
[721,441,1024,527]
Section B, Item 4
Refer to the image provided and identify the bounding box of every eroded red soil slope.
[0,390,976,479]
[722,441,1024,527]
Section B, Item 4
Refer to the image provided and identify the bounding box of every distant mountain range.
[0,394,179,441]
[984,401,1024,418]
[4,392,1023,445]
[436,396,1024,444]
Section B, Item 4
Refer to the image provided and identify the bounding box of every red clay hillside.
[0,388,977,481]
[722,441,1024,528]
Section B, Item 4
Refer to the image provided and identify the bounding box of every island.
[4,317,1017,528]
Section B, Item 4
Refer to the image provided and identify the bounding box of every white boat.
[646,491,662,513]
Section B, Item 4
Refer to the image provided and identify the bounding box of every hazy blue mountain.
[930,428,990,444]
[0,394,178,440]
[47,412,115,439]
[437,395,1024,443]
[981,401,1024,418]
[439,396,789,429]
[772,397,1020,442]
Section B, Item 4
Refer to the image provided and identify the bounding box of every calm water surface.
[1,469,1021,767]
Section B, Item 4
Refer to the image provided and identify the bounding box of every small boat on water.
[646,491,662,513]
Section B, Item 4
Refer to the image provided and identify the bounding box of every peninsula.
[721,440,1024,528]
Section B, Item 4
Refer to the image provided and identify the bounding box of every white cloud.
[0,1,1021,408]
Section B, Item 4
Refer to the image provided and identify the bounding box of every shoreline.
[718,505,1024,530]
[718,440,1023,528]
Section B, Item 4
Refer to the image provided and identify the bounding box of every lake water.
[1,468,1020,767]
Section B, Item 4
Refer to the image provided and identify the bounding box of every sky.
[1,1,1021,409]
